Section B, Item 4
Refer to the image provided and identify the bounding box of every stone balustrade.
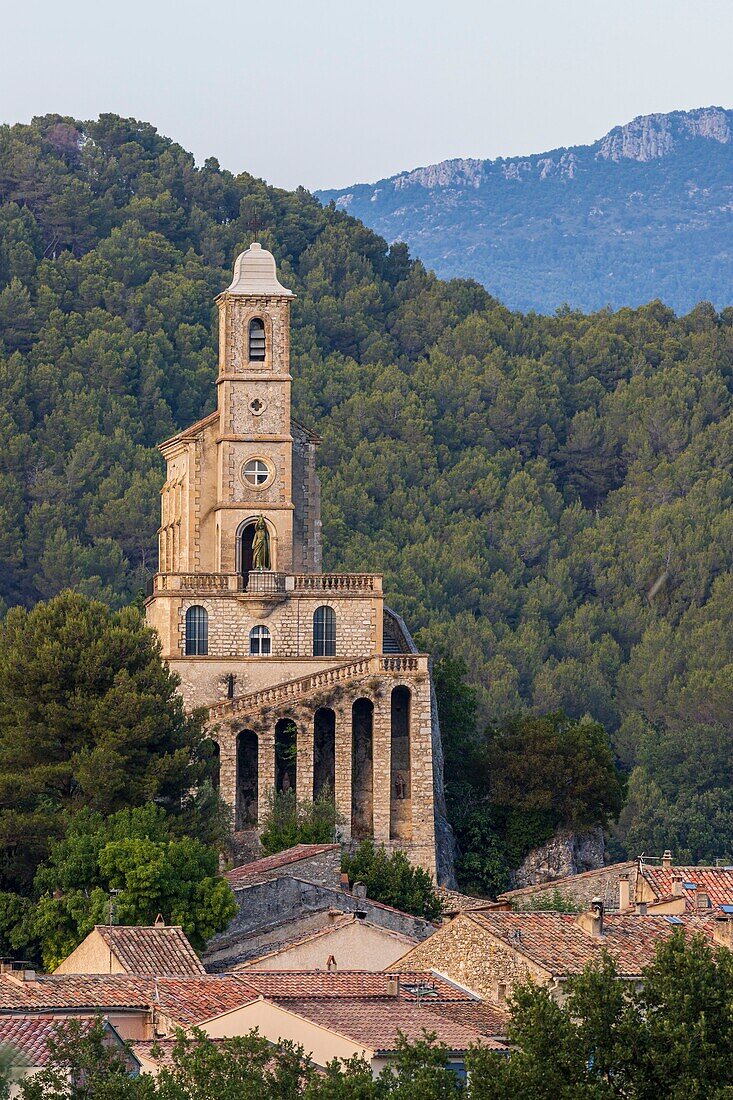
[208,653,429,721]
[150,571,382,596]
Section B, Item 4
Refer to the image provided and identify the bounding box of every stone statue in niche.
[252,515,271,570]
[395,772,407,800]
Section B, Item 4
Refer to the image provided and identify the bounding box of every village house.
[144,243,452,880]
[205,843,434,971]
[390,903,725,1004]
[54,922,206,977]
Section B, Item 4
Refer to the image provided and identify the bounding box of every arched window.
[248,318,266,362]
[185,605,208,655]
[313,606,336,657]
[249,625,271,656]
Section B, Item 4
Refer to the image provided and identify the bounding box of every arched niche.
[351,698,374,840]
[313,708,336,801]
[390,686,412,841]
[236,729,258,829]
[235,516,278,588]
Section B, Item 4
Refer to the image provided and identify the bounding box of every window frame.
[313,605,336,657]
[185,605,209,656]
[249,624,272,656]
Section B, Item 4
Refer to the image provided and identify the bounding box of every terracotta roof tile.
[465,911,716,978]
[0,974,257,1026]
[0,1015,98,1067]
[94,926,205,976]
[499,862,637,902]
[226,845,340,888]
[243,970,476,1002]
[280,998,505,1054]
[640,866,733,910]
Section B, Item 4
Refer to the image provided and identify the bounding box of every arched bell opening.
[313,708,336,802]
[275,718,297,796]
[351,698,374,840]
[236,729,259,829]
[390,686,412,841]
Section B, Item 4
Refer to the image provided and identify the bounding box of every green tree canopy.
[0,591,215,891]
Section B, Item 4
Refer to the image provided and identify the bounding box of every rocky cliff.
[317,108,733,313]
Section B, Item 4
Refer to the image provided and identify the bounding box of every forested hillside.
[2,114,733,864]
[318,107,733,313]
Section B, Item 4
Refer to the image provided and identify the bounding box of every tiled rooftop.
[467,911,715,977]
[281,998,505,1054]
[498,862,637,902]
[95,925,205,976]
[0,974,258,1026]
[242,969,477,1002]
[225,845,340,889]
[640,866,733,910]
[236,915,417,969]
[0,1015,97,1067]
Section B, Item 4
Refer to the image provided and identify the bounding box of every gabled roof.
[0,1015,98,1067]
[464,911,715,979]
[0,974,258,1027]
[93,925,205,977]
[279,997,506,1055]
[158,409,220,453]
[498,861,638,903]
[236,914,417,969]
[638,866,733,911]
[225,844,340,889]
[242,969,477,1002]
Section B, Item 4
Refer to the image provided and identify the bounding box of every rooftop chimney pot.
[662,850,673,870]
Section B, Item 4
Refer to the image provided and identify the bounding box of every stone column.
[334,702,352,842]
[407,677,437,877]
[296,718,314,804]
[257,726,276,826]
[218,725,237,823]
[372,696,391,844]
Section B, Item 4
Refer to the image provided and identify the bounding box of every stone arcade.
[145,244,442,876]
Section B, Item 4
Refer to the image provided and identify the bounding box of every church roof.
[225,242,294,297]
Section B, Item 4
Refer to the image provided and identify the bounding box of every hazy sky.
[1,0,732,191]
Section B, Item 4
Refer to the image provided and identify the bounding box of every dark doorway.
[390,686,412,840]
[240,523,256,589]
[314,708,336,801]
[351,698,374,839]
[236,729,258,828]
[275,718,297,795]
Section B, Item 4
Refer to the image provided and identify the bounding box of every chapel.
[145,244,441,876]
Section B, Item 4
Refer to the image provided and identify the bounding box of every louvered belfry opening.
[248,317,266,361]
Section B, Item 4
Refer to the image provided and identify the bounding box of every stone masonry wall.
[394,914,549,1003]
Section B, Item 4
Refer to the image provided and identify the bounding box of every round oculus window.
[242,458,271,488]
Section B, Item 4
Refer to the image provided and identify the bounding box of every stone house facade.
[145,244,442,876]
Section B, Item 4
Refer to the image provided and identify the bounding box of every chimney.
[619,876,631,910]
[326,955,337,973]
[154,913,165,928]
[386,975,400,997]
[636,901,648,916]
[696,890,710,911]
[340,873,350,893]
[671,876,684,897]
[576,897,604,938]
[713,916,733,949]
[662,850,673,870]
[3,962,36,984]
[352,881,367,899]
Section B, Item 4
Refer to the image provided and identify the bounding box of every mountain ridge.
[317,107,733,313]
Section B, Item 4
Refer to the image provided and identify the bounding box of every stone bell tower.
[214,243,297,577]
[146,243,448,882]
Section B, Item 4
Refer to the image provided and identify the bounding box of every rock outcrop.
[510,827,606,890]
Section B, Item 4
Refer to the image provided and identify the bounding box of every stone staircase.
[208,653,425,723]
